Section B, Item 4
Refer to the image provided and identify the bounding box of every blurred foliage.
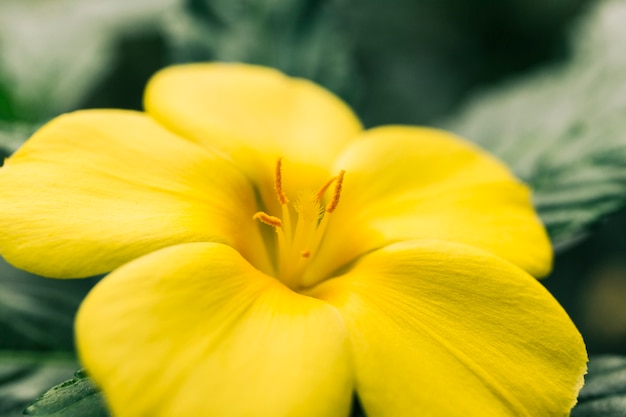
[572,356,626,416]
[161,0,359,102]
[0,0,178,122]
[0,353,77,417]
[347,0,593,125]
[0,259,96,351]
[0,123,38,161]
[0,0,596,125]
[446,0,626,249]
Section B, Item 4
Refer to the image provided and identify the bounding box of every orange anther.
[315,175,338,202]
[253,212,283,228]
[325,170,345,213]
[300,250,311,258]
[274,158,289,205]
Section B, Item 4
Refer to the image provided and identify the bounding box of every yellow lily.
[0,63,586,416]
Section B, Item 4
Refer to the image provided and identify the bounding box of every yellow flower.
[0,63,586,416]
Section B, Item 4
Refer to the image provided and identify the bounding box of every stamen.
[253,212,283,228]
[274,158,289,205]
[315,175,338,202]
[255,161,348,290]
[272,159,293,240]
[325,170,345,213]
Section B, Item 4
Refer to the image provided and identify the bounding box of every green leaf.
[23,369,109,417]
[0,352,77,417]
[443,0,626,249]
[0,0,177,121]
[571,356,626,416]
[162,0,359,102]
[0,258,96,350]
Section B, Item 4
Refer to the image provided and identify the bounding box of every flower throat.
[253,158,344,290]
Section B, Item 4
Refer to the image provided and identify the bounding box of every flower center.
[253,158,344,290]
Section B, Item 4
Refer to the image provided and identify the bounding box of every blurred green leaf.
[0,352,77,417]
[341,0,591,126]
[571,356,626,416]
[162,0,359,102]
[445,0,626,249]
[0,122,38,161]
[23,369,109,417]
[0,258,96,351]
[0,0,178,122]
[0,81,17,122]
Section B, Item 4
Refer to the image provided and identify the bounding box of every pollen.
[325,170,345,214]
[274,158,289,205]
[253,212,283,228]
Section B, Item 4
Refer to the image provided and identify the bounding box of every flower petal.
[144,63,362,203]
[0,110,270,278]
[305,126,551,285]
[76,242,353,417]
[312,240,587,417]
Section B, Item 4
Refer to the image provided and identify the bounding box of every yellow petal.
[305,126,551,285]
[312,240,587,417]
[144,63,363,206]
[0,110,270,278]
[76,242,353,417]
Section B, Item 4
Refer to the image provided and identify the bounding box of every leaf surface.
[572,356,626,416]
[445,0,626,249]
[0,352,77,417]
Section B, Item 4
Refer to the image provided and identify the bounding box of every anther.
[325,170,345,213]
[315,175,338,202]
[253,212,283,228]
[274,158,289,205]
[300,250,311,258]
